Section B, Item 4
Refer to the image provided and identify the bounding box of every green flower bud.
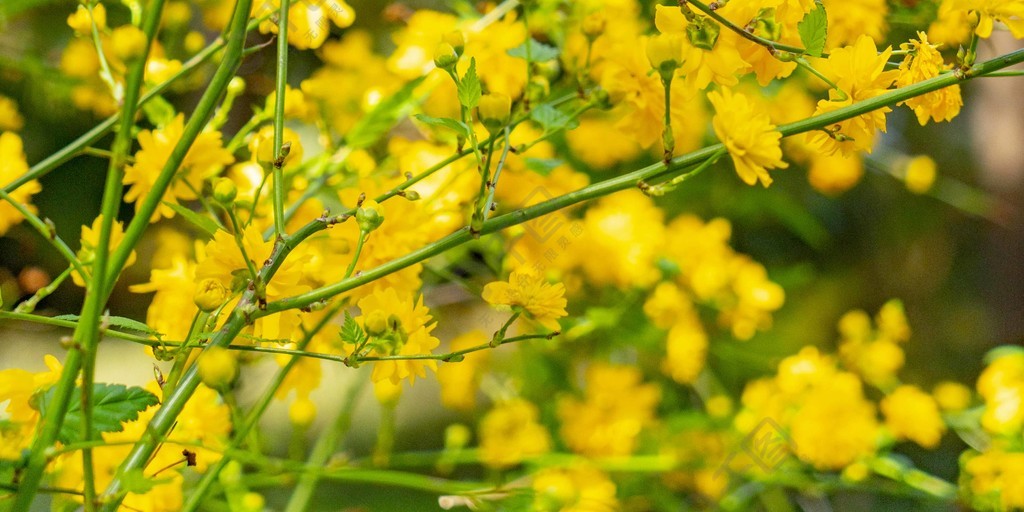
[356,200,385,232]
[365,310,388,336]
[686,18,720,51]
[443,30,466,55]
[433,43,459,70]
[478,93,511,132]
[212,177,237,204]
[404,190,421,201]
[581,12,606,40]
[227,76,247,96]
[646,33,683,75]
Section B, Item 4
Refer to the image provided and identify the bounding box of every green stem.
[0,189,88,280]
[181,301,346,511]
[344,230,368,280]
[272,0,291,238]
[259,47,1024,316]
[0,17,268,196]
[14,267,72,314]
[686,0,819,57]
[12,0,167,508]
[482,127,510,220]
[283,373,367,512]
[795,57,849,101]
[88,3,121,103]
[660,74,675,162]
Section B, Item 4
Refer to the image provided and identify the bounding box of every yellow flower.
[482,270,567,331]
[821,0,888,49]
[0,354,63,459]
[808,153,864,195]
[129,234,198,342]
[904,155,937,194]
[532,465,618,512]
[881,385,946,448]
[654,5,748,90]
[557,364,660,457]
[124,114,234,221]
[249,125,304,167]
[950,0,1024,38]
[72,215,138,287]
[933,381,972,411]
[0,132,40,236]
[437,330,490,411]
[478,399,551,469]
[265,85,312,120]
[708,88,788,187]
[110,25,148,61]
[897,32,962,125]
[663,320,708,385]
[0,95,25,131]
[963,448,1024,510]
[355,288,440,385]
[805,36,899,156]
[255,0,355,50]
[978,350,1024,434]
[197,346,239,389]
[572,190,665,288]
[67,3,106,35]
[790,373,879,470]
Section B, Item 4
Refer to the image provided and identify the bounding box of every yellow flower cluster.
[0,132,40,237]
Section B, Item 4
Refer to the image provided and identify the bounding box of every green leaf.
[345,76,427,149]
[162,201,219,238]
[414,114,469,138]
[530,104,577,133]
[340,311,367,346]
[0,0,63,19]
[37,384,159,444]
[52,314,163,338]
[507,38,560,62]
[524,158,561,176]
[119,469,172,494]
[141,96,176,127]
[797,1,827,58]
[458,58,481,109]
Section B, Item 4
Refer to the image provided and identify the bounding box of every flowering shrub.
[0,0,1022,510]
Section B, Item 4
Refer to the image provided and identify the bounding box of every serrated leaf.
[524,158,561,176]
[530,104,577,133]
[797,1,827,58]
[38,384,159,444]
[119,469,172,494]
[414,114,469,138]
[340,311,367,346]
[345,76,427,149]
[162,201,219,238]
[507,38,560,62]
[458,58,481,109]
[52,314,163,338]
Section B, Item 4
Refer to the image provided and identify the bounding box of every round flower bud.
[289,397,317,427]
[904,155,936,194]
[356,200,385,232]
[581,12,606,40]
[241,493,265,512]
[443,31,466,55]
[111,25,148,61]
[477,93,511,132]
[212,177,237,204]
[444,423,471,449]
[646,33,683,75]
[184,31,206,54]
[403,190,421,201]
[433,43,459,70]
[163,1,192,28]
[194,278,229,312]
[364,309,388,336]
[197,346,238,390]
[250,126,304,167]
[227,76,247,96]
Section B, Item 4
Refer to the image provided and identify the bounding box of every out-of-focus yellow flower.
[950,0,1024,38]
[437,330,490,411]
[805,36,899,157]
[0,132,40,236]
[654,5,748,90]
[355,288,440,385]
[249,125,304,167]
[144,58,183,85]
[482,270,567,331]
[962,447,1024,510]
[0,95,25,131]
[256,0,355,50]
[837,300,910,388]
[129,234,198,342]
[72,215,138,287]
[532,464,618,512]
[558,364,660,457]
[125,114,234,221]
[67,3,106,35]
[897,33,962,125]
[708,88,788,187]
[904,155,937,194]
[928,0,973,45]
[978,350,1024,435]
[881,385,946,448]
[289,396,317,427]
[478,399,551,468]
[197,346,238,389]
[808,153,864,195]
[790,372,879,470]
[111,25,148,61]
[265,85,312,121]
[0,354,63,458]
[572,190,664,288]
[663,320,708,385]
[933,381,972,411]
[822,0,888,48]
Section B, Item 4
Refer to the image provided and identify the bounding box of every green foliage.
[798,1,828,57]
[118,468,172,494]
[530,104,577,133]
[414,114,469,138]
[345,76,427,149]
[458,58,481,109]
[37,384,159,444]
[53,314,163,338]
[340,311,368,346]
[163,201,219,237]
[507,38,560,62]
